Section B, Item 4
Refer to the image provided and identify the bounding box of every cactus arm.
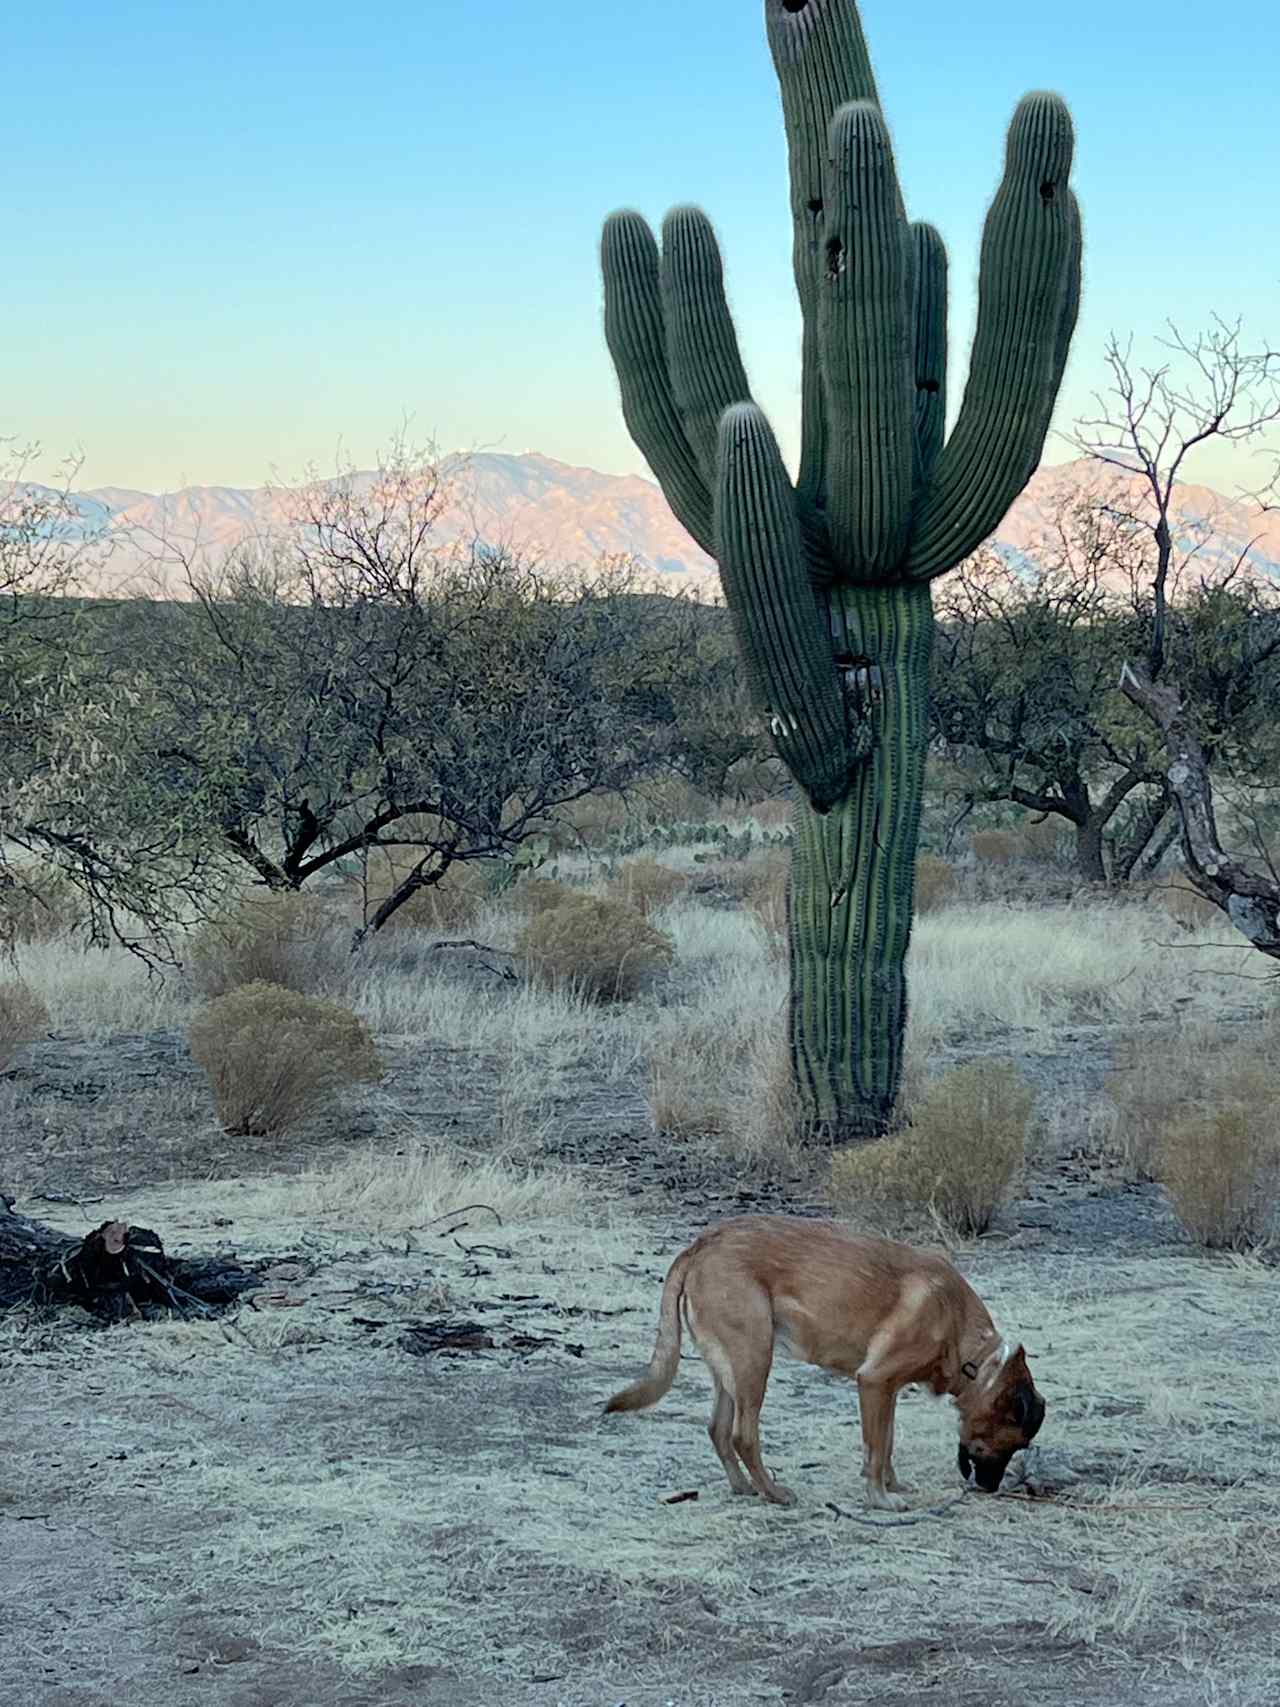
[820,102,914,580]
[601,210,715,554]
[904,93,1082,581]
[910,221,948,487]
[659,207,754,484]
[715,403,855,813]
[765,0,884,522]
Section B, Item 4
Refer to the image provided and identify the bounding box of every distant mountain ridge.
[22,450,1280,595]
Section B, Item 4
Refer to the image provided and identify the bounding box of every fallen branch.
[0,1196,260,1319]
[825,1492,969,1529]
[1119,662,1280,961]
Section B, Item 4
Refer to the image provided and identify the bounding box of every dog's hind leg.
[707,1375,755,1497]
[729,1351,796,1508]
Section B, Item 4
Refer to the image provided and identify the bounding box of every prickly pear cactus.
[600,0,1081,1139]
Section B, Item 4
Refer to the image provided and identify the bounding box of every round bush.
[187,981,383,1136]
[516,895,674,1002]
[0,980,51,1068]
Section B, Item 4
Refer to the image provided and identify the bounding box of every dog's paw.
[766,1483,798,1507]
[866,1489,909,1513]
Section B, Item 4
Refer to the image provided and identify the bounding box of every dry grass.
[1152,878,1222,931]
[606,857,688,917]
[914,852,958,913]
[830,1059,1031,1236]
[1104,1020,1237,1181]
[185,889,347,997]
[0,979,50,1068]
[293,1140,598,1233]
[516,894,674,1003]
[187,981,383,1136]
[365,859,494,933]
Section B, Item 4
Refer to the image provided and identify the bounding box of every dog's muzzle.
[958,1443,1014,1493]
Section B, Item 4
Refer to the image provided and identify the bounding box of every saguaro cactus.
[601,0,1081,1139]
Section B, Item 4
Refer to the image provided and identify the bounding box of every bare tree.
[115,449,708,936]
[1078,319,1280,953]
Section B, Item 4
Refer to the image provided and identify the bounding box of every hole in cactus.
[782,0,808,12]
[917,378,940,395]
[806,196,824,216]
[825,236,845,278]
[1039,180,1056,202]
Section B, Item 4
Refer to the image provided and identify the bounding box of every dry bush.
[830,1059,1031,1236]
[507,875,578,917]
[366,860,493,933]
[914,854,958,914]
[608,858,688,918]
[1155,1048,1279,1250]
[648,1018,742,1138]
[0,980,51,1067]
[186,890,345,997]
[1105,1021,1239,1180]
[1,870,85,943]
[970,829,1020,866]
[1153,878,1221,932]
[517,895,674,1003]
[1018,816,1065,863]
[187,981,382,1137]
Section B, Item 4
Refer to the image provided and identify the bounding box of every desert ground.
[3,827,1279,1707]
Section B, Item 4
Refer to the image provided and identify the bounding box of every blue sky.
[7,0,1277,493]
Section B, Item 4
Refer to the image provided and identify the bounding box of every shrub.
[970,829,1020,866]
[1156,1052,1278,1250]
[1018,816,1065,864]
[187,891,344,997]
[1104,1022,1232,1180]
[1,870,84,944]
[516,895,674,1002]
[608,858,688,918]
[187,981,382,1136]
[0,980,51,1068]
[914,854,958,914]
[367,860,493,933]
[830,1059,1031,1237]
[509,875,578,917]
[1154,878,1221,932]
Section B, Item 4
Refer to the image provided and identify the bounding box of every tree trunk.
[787,581,933,1142]
[0,1196,260,1317]
[1119,663,1280,960]
[1112,790,1172,882]
[1073,816,1108,883]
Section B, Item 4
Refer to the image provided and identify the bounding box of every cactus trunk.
[789,581,933,1138]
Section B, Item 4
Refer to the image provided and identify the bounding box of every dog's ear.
[1008,1343,1029,1373]
[1012,1385,1034,1428]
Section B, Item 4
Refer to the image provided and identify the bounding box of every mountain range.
[28,450,1280,596]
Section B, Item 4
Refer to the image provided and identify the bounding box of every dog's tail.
[603,1247,694,1414]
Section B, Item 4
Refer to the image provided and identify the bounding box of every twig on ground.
[825,1492,969,1528]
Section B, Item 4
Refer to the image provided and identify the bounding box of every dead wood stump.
[0,1193,260,1319]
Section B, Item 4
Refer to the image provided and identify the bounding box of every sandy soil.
[3,1023,1280,1707]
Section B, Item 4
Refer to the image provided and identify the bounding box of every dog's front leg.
[856,1377,908,1512]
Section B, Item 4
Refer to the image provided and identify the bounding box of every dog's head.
[955,1344,1044,1493]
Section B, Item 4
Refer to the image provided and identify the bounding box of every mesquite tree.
[599,0,1082,1139]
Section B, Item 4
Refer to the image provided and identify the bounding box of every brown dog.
[605,1215,1043,1510]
